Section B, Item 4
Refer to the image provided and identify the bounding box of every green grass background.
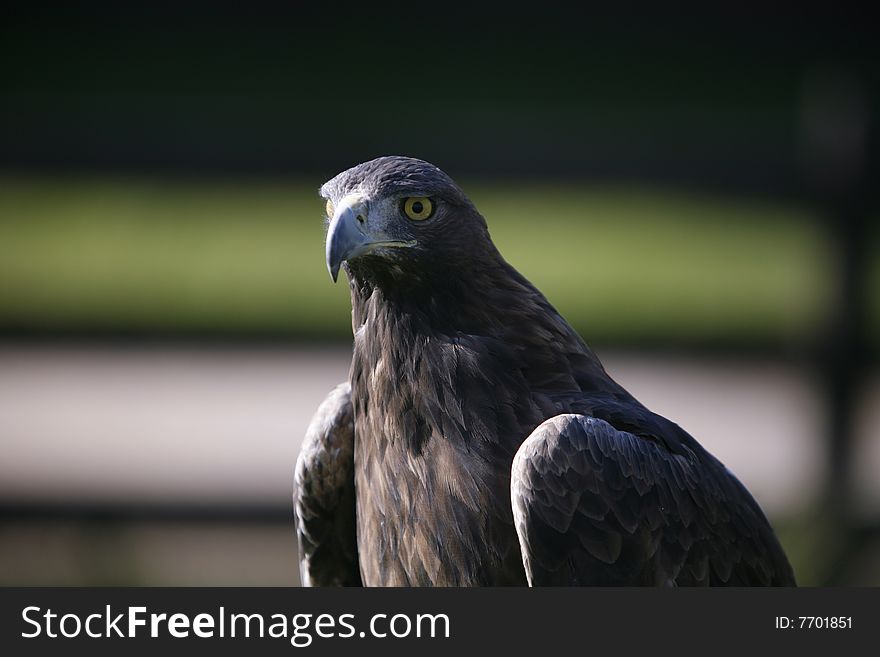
[0,177,874,345]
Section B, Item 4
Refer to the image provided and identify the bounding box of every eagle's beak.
[325,196,416,282]
[325,198,369,283]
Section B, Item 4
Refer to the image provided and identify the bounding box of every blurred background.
[0,3,877,585]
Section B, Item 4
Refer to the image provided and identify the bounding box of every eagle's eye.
[402,197,434,221]
[325,199,334,218]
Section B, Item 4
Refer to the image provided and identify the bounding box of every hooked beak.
[324,196,415,282]
[325,198,368,282]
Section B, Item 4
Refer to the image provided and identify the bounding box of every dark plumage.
[293,156,796,587]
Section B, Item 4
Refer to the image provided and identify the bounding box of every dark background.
[3,3,876,189]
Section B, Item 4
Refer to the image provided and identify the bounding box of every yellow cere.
[325,199,334,218]
[403,197,433,221]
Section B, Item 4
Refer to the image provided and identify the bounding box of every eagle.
[293,156,796,587]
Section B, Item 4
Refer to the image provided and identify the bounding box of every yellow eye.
[403,197,433,221]
[325,200,334,218]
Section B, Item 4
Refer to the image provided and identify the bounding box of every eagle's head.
[320,156,494,284]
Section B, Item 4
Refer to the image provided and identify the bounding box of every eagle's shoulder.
[294,382,361,587]
[511,413,797,586]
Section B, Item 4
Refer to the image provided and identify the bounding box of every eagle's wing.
[511,413,796,586]
[293,382,362,586]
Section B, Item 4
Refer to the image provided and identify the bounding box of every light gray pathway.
[1,345,877,516]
